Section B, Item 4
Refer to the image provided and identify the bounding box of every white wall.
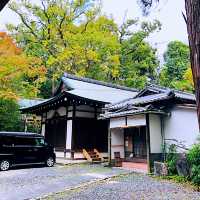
[57,106,66,116]
[127,114,146,126]
[110,115,146,129]
[164,106,199,151]
[111,128,124,159]
[47,110,55,119]
[47,107,66,118]
[110,117,125,128]
[149,114,162,153]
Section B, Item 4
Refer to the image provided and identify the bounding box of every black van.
[0,132,56,171]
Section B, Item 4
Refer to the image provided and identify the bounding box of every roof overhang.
[21,91,107,114]
[100,106,169,120]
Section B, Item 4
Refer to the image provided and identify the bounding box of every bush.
[187,144,200,185]
[0,98,24,131]
[166,144,178,175]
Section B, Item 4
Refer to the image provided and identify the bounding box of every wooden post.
[145,114,151,173]
[71,104,76,159]
[64,106,68,158]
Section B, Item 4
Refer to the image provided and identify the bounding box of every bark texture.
[185,0,200,130]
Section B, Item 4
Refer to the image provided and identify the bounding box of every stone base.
[154,161,168,176]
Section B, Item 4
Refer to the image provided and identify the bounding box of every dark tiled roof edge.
[63,73,138,92]
[147,84,195,96]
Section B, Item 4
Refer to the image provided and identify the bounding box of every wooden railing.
[82,149,92,162]
[94,148,104,162]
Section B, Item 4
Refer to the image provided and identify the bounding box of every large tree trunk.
[185,0,200,130]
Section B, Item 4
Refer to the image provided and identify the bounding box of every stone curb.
[55,161,89,167]
[29,171,134,200]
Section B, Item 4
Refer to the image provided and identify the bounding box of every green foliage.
[187,144,200,185]
[26,123,41,133]
[0,98,23,131]
[118,20,161,88]
[160,41,191,91]
[166,144,178,175]
[0,32,46,99]
[7,0,161,97]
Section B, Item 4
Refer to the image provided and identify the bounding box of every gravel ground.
[44,173,200,200]
[0,164,129,200]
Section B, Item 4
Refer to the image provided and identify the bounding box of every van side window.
[15,137,36,146]
[2,136,14,147]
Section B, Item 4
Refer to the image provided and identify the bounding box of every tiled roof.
[100,105,167,119]
[106,91,173,110]
[18,99,46,109]
[63,73,138,92]
[106,85,195,111]
[60,73,138,104]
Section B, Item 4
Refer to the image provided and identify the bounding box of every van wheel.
[0,160,10,171]
[46,157,54,167]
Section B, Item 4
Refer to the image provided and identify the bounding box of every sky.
[0,0,188,60]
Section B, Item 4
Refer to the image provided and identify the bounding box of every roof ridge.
[148,84,194,96]
[106,92,171,110]
[63,73,138,92]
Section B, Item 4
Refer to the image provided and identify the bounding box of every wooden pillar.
[71,105,76,159]
[65,104,76,159]
[65,120,73,158]
[41,123,45,136]
[146,113,151,173]
[64,106,68,158]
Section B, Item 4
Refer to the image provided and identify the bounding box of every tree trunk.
[185,0,200,130]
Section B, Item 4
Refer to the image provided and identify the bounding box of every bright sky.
[0,0,188,60]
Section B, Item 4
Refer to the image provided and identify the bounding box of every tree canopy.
[0,32,46,99]
[0,98,23,131]
[7,0,161,97]
[159,40,193,92]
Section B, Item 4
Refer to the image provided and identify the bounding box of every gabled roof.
[100,105,168,119]
[20,90,107,114]
[105,84,196,111]
[18,99,45,109]
[54,73,138,104]
[137,84,195,101]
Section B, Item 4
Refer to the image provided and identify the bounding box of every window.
[1,136,14,147]
[35,138,45,146]
[15,137,36,146]
[14,137,45,146]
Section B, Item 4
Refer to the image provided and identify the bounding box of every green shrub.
[166,144,178,175]
[187,144,200,185]
[0,98,24,131]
